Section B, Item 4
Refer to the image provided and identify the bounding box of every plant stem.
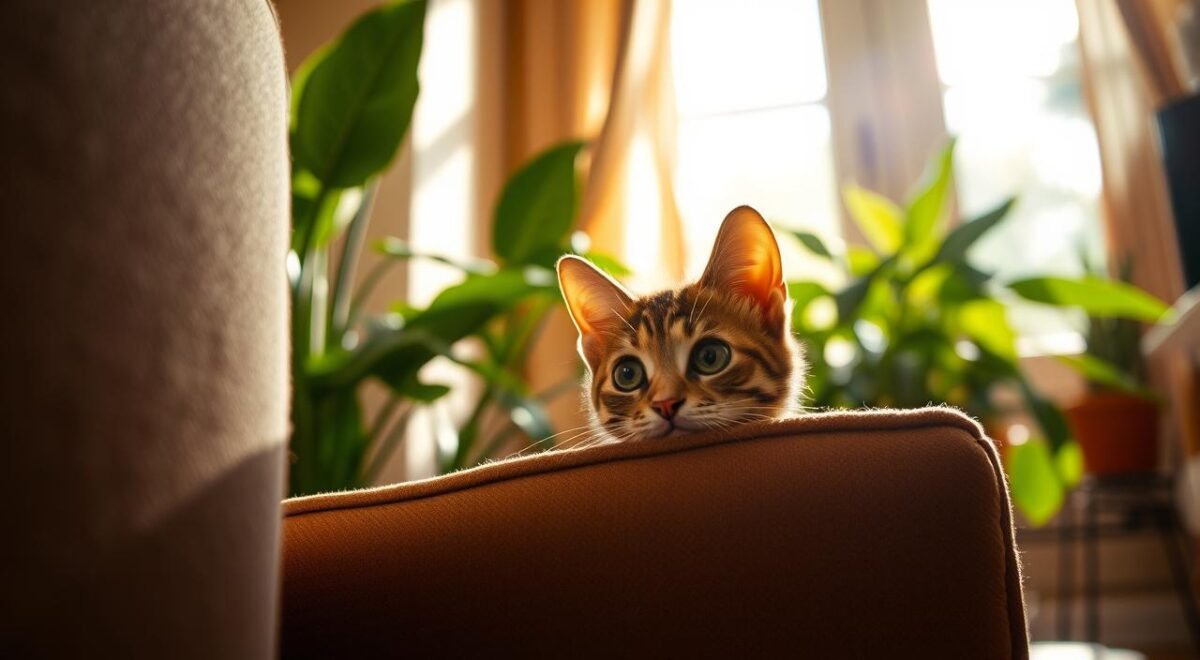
[470,374,579,467]
[473,424,519,466]
[347,258,396,331]
[361,405,413,485]
[330,182,378,339]
[309,248,329,357]
[445,385,493,473]
[368,392,402,443]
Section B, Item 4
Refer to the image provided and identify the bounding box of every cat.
[557,205,806,443]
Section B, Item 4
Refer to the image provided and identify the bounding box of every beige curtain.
[1114,0,1191,106]
[479,0,683,440]
[1077,0,1196,461]
[1076,0,1185,303]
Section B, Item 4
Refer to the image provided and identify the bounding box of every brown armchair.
[281,409,1028,658]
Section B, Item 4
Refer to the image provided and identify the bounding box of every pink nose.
[651,398,684,420]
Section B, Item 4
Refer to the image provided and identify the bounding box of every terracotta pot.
[1064,391,1159,475]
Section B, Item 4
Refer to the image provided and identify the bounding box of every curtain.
[1076,0,1185,303]
[479,0,683,441]
[1114,0,1190,106]
[1076,0,1197,467]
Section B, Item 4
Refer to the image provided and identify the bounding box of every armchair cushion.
[281,408,1027,658]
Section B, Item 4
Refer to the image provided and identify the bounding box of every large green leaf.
[935,197,1016,265]
[781,228,835,260]
[374,236,498,275]
[788,281,831,312]
[371,267,559,390]
[836,257,893,324]
[843,185,903,254]
[904,139,956,251]
[1007,439,1065,527]
[292,1,425,188]
[1016,377,1072,453]
[958,299,1016,361]
[846,245,880,277]
[1008,276,1170,321]
[1056,440,1084,488]
[582,251,632,277]
[493,141,586,265]
[308,267,557,391]
[1058,354,1156,399]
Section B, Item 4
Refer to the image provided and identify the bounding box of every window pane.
[927,0,1104,344]
[927,0,1080,86]
[671,0,827,117]
[675,106,841,284]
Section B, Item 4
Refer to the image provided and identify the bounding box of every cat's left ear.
[700,205,787,327]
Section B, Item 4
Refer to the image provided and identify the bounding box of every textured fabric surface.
[0,1,289,656]
[281,408,1028,658]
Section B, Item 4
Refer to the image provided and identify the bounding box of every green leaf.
[787,281,831,312]
[935,197,1016,264]
[1008,276,1170,322]
[374,236,498,275]
[398,379,451,403]
[1056,440,1084,488]
[496,390,555,443]
[323,388,367,490]
[493,141,586,265]
[843,185,903,254]
[904,139,957,250]
[1057,355,1156,399]
[370,267,558,390]
[781,228,835,260]
[958,299,1016,361]
[835,257,892,324]
[1007,439,1065,527]
[581,251,632,277]
[846,245,880,277]
[1015,377,1072,453]
[291,0,425,188]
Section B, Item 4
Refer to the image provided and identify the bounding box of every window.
[927,0,1104,347]
[670,0,1107,348]
[671,0,841,286]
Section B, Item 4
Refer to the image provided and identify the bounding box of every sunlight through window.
[927,0,1105,346]
[671,0,840,285]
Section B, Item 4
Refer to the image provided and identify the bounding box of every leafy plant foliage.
[782,139,1166,526]
[287,1,603,496]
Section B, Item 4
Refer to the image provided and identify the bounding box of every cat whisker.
[610,307,637,334]
[507,424,597,459]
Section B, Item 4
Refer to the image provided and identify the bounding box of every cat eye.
[612,357,646,392]
[690,339,732,375]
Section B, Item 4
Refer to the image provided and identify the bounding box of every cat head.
[557,206,805,441]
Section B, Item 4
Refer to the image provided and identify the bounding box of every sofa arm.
[281,408,1027,658]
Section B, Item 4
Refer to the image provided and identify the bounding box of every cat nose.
[650,398,684,420]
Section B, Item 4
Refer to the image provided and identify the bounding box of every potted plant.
[781,139,1170,525]
[1054,259,1168,474]
[286,1,620,496]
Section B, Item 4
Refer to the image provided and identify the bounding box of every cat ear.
[700,205,787,325]
[557,255,634,369]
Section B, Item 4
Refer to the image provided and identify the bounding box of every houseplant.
[781,140,1169,525]
[1027,259,1169,474]
[287,0,611,496]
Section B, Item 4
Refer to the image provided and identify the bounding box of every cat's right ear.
[557,255,634,370]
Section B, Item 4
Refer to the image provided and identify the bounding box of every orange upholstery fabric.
[281,409,1028,658]
[1,1,289,656]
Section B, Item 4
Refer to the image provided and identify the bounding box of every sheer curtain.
[479,0,683,439]
[1076,0,1186,303]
